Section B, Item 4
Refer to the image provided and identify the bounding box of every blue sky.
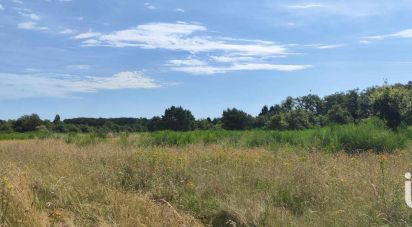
[0,0,412,119]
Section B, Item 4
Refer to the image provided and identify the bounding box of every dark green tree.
[265,113,288,130]
[0,120,13,132]
[259,105,269,116]
[281,96,296,112]
[370,86,412,128]
[284,109,314,130]
[161,106,195,131]
[296,94,323,115]
[221,108,253,130]
[344,90,361,121]
[53,114,61,124]
[327,105,353,124]
[13,114,43,132]
[148,117,163,132]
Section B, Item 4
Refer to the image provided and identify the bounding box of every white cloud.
[59,28,76,34]
[79,22,287,56]
[11,0,24,4]
[17,22,47,30]
[362,35,385,40]
[210,55,256,63]
[363,28,412,42]
[171,66,223,75]
[171,63,312,75]
[74,22,312,75]
[24,68,40,72]
[168,59,206,66]
[174,8,185,12]
[359,40,370,44]
[230,63,311,71]
[307,44,343,49]
[19,12,40,20]
[281,1,412,18]
[76,16,84,21]
[0,4,4,11]
[73,32,102,39]
[66,65,91,70]
[391,29,412,38]
[144,2,155,10]
[288,3,326,9]
[0,71,160,99]
[81,39,102,46]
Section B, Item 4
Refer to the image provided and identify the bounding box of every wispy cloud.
[307,44,343,49]
[144,2,155,10]
[11,0,24,4]
[392,29,412,38]
[0,4,4,11]
[169,60,312,75]
[362,28,412,42]
[18,12,40,20]
[174,8,185,13]
[73,32,102,39]
[77,22,287,56]
[59,28,76,34]
[17,22,47,30]
[167,59,207,66]
[288,3,326,9]
[65,65,91,70]
[71,22,313,75]
[0,71,161,99]
[210,55,256,63]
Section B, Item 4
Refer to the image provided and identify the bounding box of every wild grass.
[136,120,409,153]
[0,131,53,141]
[0,139,412,226]
[2,120,409,153]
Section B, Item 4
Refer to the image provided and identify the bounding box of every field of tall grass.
[0,122,411,226]
[0,127,412,226]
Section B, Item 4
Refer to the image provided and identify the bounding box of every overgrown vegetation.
[0,139,412,226]
[118,118,410,153]
[1,118,410,153]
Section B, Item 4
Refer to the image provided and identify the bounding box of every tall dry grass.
[0,140,200,226]
[0,139,411,226]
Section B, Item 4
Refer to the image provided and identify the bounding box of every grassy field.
[0,126,412,226]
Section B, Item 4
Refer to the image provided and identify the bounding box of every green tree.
[148,117,163,132]
[284,109,314,130]
[221,108,253,130]
[0,120,13,132]
[195,119,214,130]
[369,86,412,128]
[13,114,43,132]
[327,105,353,124]
[296,94,323,115]
[281,96,296,112]
[344,90,361,120]
[161,106,195,131]
[53,114,61,124]
[265,113,289,130]
[259,106,269,116]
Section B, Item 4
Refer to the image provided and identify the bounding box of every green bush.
[138,119,407,153]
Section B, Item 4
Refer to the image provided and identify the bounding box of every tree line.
[0,81,411,133]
